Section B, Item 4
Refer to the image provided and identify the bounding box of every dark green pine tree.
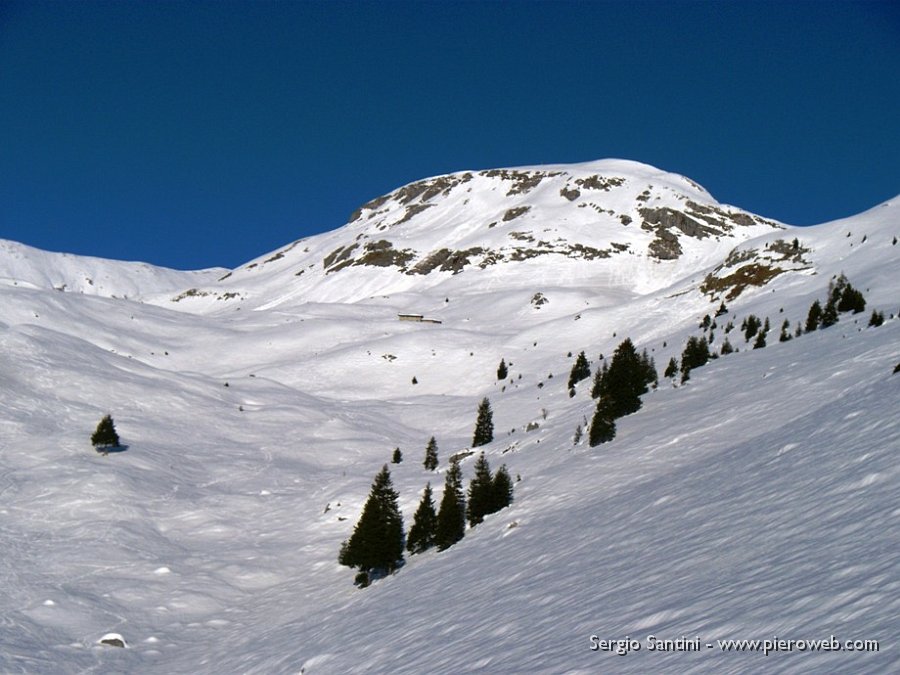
[837,284,866,314]
[406,483,438,555]
[91,414,120,449]
[466,453,495,527]
[664,356,679,379]
[590,359,608,399]
[743,315,761,342]
[490,464,514,512]
[472,397,494,447]
[821,297,839,328]
[601,338,647,418]
[680,335,710,383]
[805,300,823,332]
[338,464,405,586]
[391,447,403,464]
[868,310,884,327]
[423,436,439,471]
[435,461,466,550]
[753,330,767,349]
[779,319,792,342]
[567,351,592,391]
[720,337,734,355]
[715,301,729,317]
[588,396,617,446]
[496,358,508,380]
[639,349,657,388]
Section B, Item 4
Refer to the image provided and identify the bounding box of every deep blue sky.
[1,1,898,270]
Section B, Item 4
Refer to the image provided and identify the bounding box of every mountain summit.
[166,159,789,309]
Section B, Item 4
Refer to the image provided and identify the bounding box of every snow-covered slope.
[0,238,224,299]
[0,160,897,674]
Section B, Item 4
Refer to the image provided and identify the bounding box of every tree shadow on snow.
[95,445,130,456]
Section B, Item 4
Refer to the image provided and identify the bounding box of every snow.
[0,161,897,673]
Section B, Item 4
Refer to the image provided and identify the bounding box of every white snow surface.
[0,160,897,674]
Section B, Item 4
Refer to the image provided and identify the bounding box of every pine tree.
[472,397,494,447]
[680,336,710,382]
[423,436,439,471]
[664,356,679,379]
[743,315,761,342]
[805,300,823,332]
[567,351,591,391]
[821,298,839,328]
[715,301,728,317]
[338,465,405,585]
[391,447,403,464]
[601,338,647,418]
[490,465,514,512]
[406,483,437,555]
[720,337,734,355]
[837,284,866,313]
[496,358,508,380]
[435,461,466,550]
[588,397,617,446]
[639,349,657,388]
[91,414,120,449]
[779,319,792,342]
[590,359,608,399]
[868,310,884,327]
[753,330,767,349]
[466,453,494,527]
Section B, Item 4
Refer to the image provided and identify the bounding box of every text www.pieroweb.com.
[589,634,880,656]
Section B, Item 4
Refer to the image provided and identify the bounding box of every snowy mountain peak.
[190,160,785,309]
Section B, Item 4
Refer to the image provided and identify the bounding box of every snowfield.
[0,160,897,674]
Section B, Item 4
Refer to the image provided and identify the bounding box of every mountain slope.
[0,160,897,673]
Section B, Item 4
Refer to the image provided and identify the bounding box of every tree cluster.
[804,274,867,333]
[588,338,656,446]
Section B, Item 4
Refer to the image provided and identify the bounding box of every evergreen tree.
[567,351,591,391]
[496,358,508,380]
[805,300,823,332]
[406,483,437,554]
[821,298,839,328]
[743,315,762,342]
[472,397,494,447]
[640,349,658,388]
[435,461,466,550]
[588,396,616,446]
[868,310,885,327]
[779,319,792,342]
[837,284,866,313]
[338,465,405,585]
[590,359,608,399]
[753,330,767,349]
[601,338,647,418]
[423,436,439,471]
[490,465,514,512]
[664,356,679,379]
[91,414,120,449]
[466,453,494,527]
[715,301,729,317]
[720,337,734,355]
[680,335,710,382]
[391,447,403,464]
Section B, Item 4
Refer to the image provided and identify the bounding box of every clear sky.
[1,0,898,270]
